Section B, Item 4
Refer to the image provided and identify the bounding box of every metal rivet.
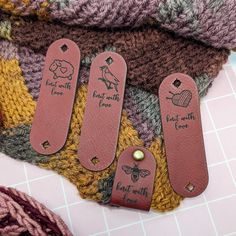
[133,150,145,161]
[185,182,195,192]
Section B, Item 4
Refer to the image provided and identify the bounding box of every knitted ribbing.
[0,1,236,49]
[0,186,72,236]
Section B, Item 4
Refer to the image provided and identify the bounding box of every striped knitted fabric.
[0,186,72,236]
[0,1,235,212]
[0,0,236,49]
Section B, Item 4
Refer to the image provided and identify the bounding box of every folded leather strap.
[111,146,156,211]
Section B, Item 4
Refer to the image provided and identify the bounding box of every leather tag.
[110,146,156,211]
[30,38,81,155]
[78,52,127,171]
[159,73,208,197]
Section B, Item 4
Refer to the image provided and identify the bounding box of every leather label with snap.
[110,146,156,211]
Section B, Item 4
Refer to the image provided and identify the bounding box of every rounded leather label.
[159,73,209,197]
[30,38,81,155]
[78,52,127,171]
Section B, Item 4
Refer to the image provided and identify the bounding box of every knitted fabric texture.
[0,186,72,236]
[0,0,236,49]
[0,2,234,212]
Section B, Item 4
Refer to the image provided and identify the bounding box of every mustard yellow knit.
[0,58,35,127]
[0,0,49,19]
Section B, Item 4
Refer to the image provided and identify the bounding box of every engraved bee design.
[122,164,151,183]
[166,90,192,108]
[98,65,119,92]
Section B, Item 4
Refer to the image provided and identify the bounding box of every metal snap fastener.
[133,149,145,161]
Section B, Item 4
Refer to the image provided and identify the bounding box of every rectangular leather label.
[159,73,209,197]
[111,146,156,211]
[78,52,127,171]
[30,38,81,155]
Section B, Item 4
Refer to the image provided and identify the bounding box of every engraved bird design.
[98,65,119,92]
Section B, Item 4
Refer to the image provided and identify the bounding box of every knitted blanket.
[0,1,235,212]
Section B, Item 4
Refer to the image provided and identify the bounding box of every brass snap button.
[133,149,145,161]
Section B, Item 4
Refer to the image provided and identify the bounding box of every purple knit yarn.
[47,0,236,49]
[0,40,19,60]
[49,0,158,27]
[18,46,44,99]
[123,88,157,146]
[156,0,236,49]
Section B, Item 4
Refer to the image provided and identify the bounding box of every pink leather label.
[30,38,81,155]
[159,73,209,197]
[110,146,156,211]
[78,52,127,171]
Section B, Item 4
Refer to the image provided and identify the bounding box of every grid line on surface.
[174,213,182,236]
[23,163,31,195]
[205,85,236,188]
[60,177,74,235]
[203,193,219,236]
[102,207,110,236]
[139,212,147,236]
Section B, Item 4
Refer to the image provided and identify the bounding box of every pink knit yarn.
[49,0,157,27]
[48,0,236,49]
[0,186,72,236]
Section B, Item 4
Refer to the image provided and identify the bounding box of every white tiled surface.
[1,54,236,236]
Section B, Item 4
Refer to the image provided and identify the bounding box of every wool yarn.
[0,0,236,49]
[0,1,235,212]
[0,186,72,236]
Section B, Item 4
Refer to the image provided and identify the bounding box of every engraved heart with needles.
[166,90,192,108]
